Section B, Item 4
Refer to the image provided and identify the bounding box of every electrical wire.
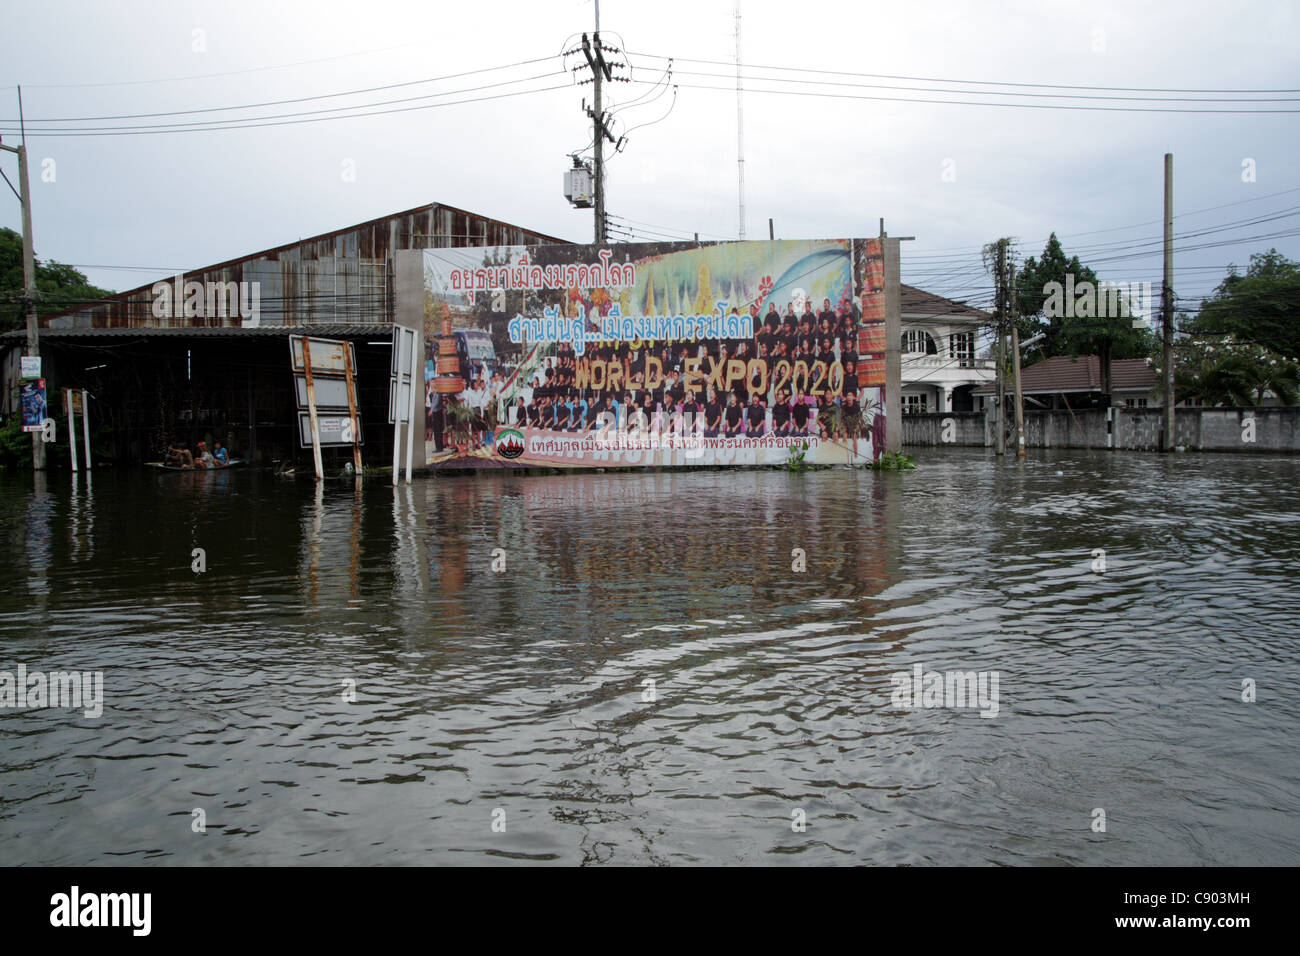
[4,57,564,125]
[0,73,568,136]
[627,75,1300,114]
[627,50,1300,96]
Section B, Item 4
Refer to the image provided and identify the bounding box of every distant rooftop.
[900,285,989,321]
[973,355,1156,395]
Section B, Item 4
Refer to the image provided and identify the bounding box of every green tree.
[1,227,115,332]
[1150,333,1299,407]
[1014,232,1154,399]
[1189,249,1300,358]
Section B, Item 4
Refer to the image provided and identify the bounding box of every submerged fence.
[902,407,1300,453]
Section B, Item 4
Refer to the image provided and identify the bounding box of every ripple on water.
[0,452,1298,864]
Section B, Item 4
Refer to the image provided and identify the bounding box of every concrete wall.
[902,406,1300,452]
[901,411,985,447]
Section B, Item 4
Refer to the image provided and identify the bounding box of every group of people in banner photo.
[429,296,873,449]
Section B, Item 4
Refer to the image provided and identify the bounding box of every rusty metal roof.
[37,201,572,331]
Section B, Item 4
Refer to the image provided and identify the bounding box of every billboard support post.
[343,343,363,475]
[883,229,906,455]
[392,400,402,487]
[388,324,418,484]
[81,389,92,469]
[405,333,419,483]
[65,389,78,473]
[301,338,325,480]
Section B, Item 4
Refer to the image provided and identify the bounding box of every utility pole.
[734,0,746,239]
[1,86,44,471]
[1009,260,1026,458]
[1162,152,1175,452]
[581,26,615,244]
[994,239,1006,455]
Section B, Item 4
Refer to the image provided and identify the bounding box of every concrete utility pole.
[581,13,615,245]
[595,0,602,244]
[1,87,44,471]
[1162,153,1176,452]
[734,0,746,239]
[994,239,1007,456]
[1009,261,1026,458]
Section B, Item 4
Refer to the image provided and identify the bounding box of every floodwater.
[1,449,1297,866]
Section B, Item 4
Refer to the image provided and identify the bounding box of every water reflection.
[0,451,1297,865]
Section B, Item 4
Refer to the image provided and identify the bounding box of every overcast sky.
[2,0,1296,316]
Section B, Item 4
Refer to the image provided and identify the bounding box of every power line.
[627,51,1300,96]
[5,56,562,124]
[907,186,1300,255]
[0,82,571,137]
[628,74,1300,114]
[657,66,1300,105]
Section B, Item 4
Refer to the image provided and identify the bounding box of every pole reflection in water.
[25,471,52,602]
[303,480,325,607]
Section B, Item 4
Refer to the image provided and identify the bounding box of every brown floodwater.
[1,448,1297,864]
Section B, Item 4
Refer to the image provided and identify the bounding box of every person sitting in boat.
[165,444,194,468]
[212,442,229,466]
[195,441,215,468]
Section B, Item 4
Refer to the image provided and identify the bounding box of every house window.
[903,394,929,414]
[1124,397,1149,408]
[902,330,937,354]
[950,331,975,365]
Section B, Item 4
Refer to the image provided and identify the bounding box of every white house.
[899,286,995,414]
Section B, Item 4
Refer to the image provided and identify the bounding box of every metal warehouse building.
[2,202,566,468]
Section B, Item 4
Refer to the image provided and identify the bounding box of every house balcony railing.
[901,354,995,371]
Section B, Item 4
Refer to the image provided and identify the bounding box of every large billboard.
[421,238,888,470]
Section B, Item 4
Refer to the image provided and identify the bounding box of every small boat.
[144,459,246,472]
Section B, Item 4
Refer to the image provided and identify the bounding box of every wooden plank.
[301,337,324,480]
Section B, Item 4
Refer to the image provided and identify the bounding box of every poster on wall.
[20,378,47,433]
[420,238,887,470]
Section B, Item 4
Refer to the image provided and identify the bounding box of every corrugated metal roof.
[37,201,572,331]
[972,355,1156,395]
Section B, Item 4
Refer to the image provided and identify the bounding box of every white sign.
[289,335,351,373]
[20,356,41,378]
[389,325,417,424]
[298,412,361,448]
[295,374,351,410]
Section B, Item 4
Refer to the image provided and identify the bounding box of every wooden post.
[301,338,324,480]
[343,342,363,474]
